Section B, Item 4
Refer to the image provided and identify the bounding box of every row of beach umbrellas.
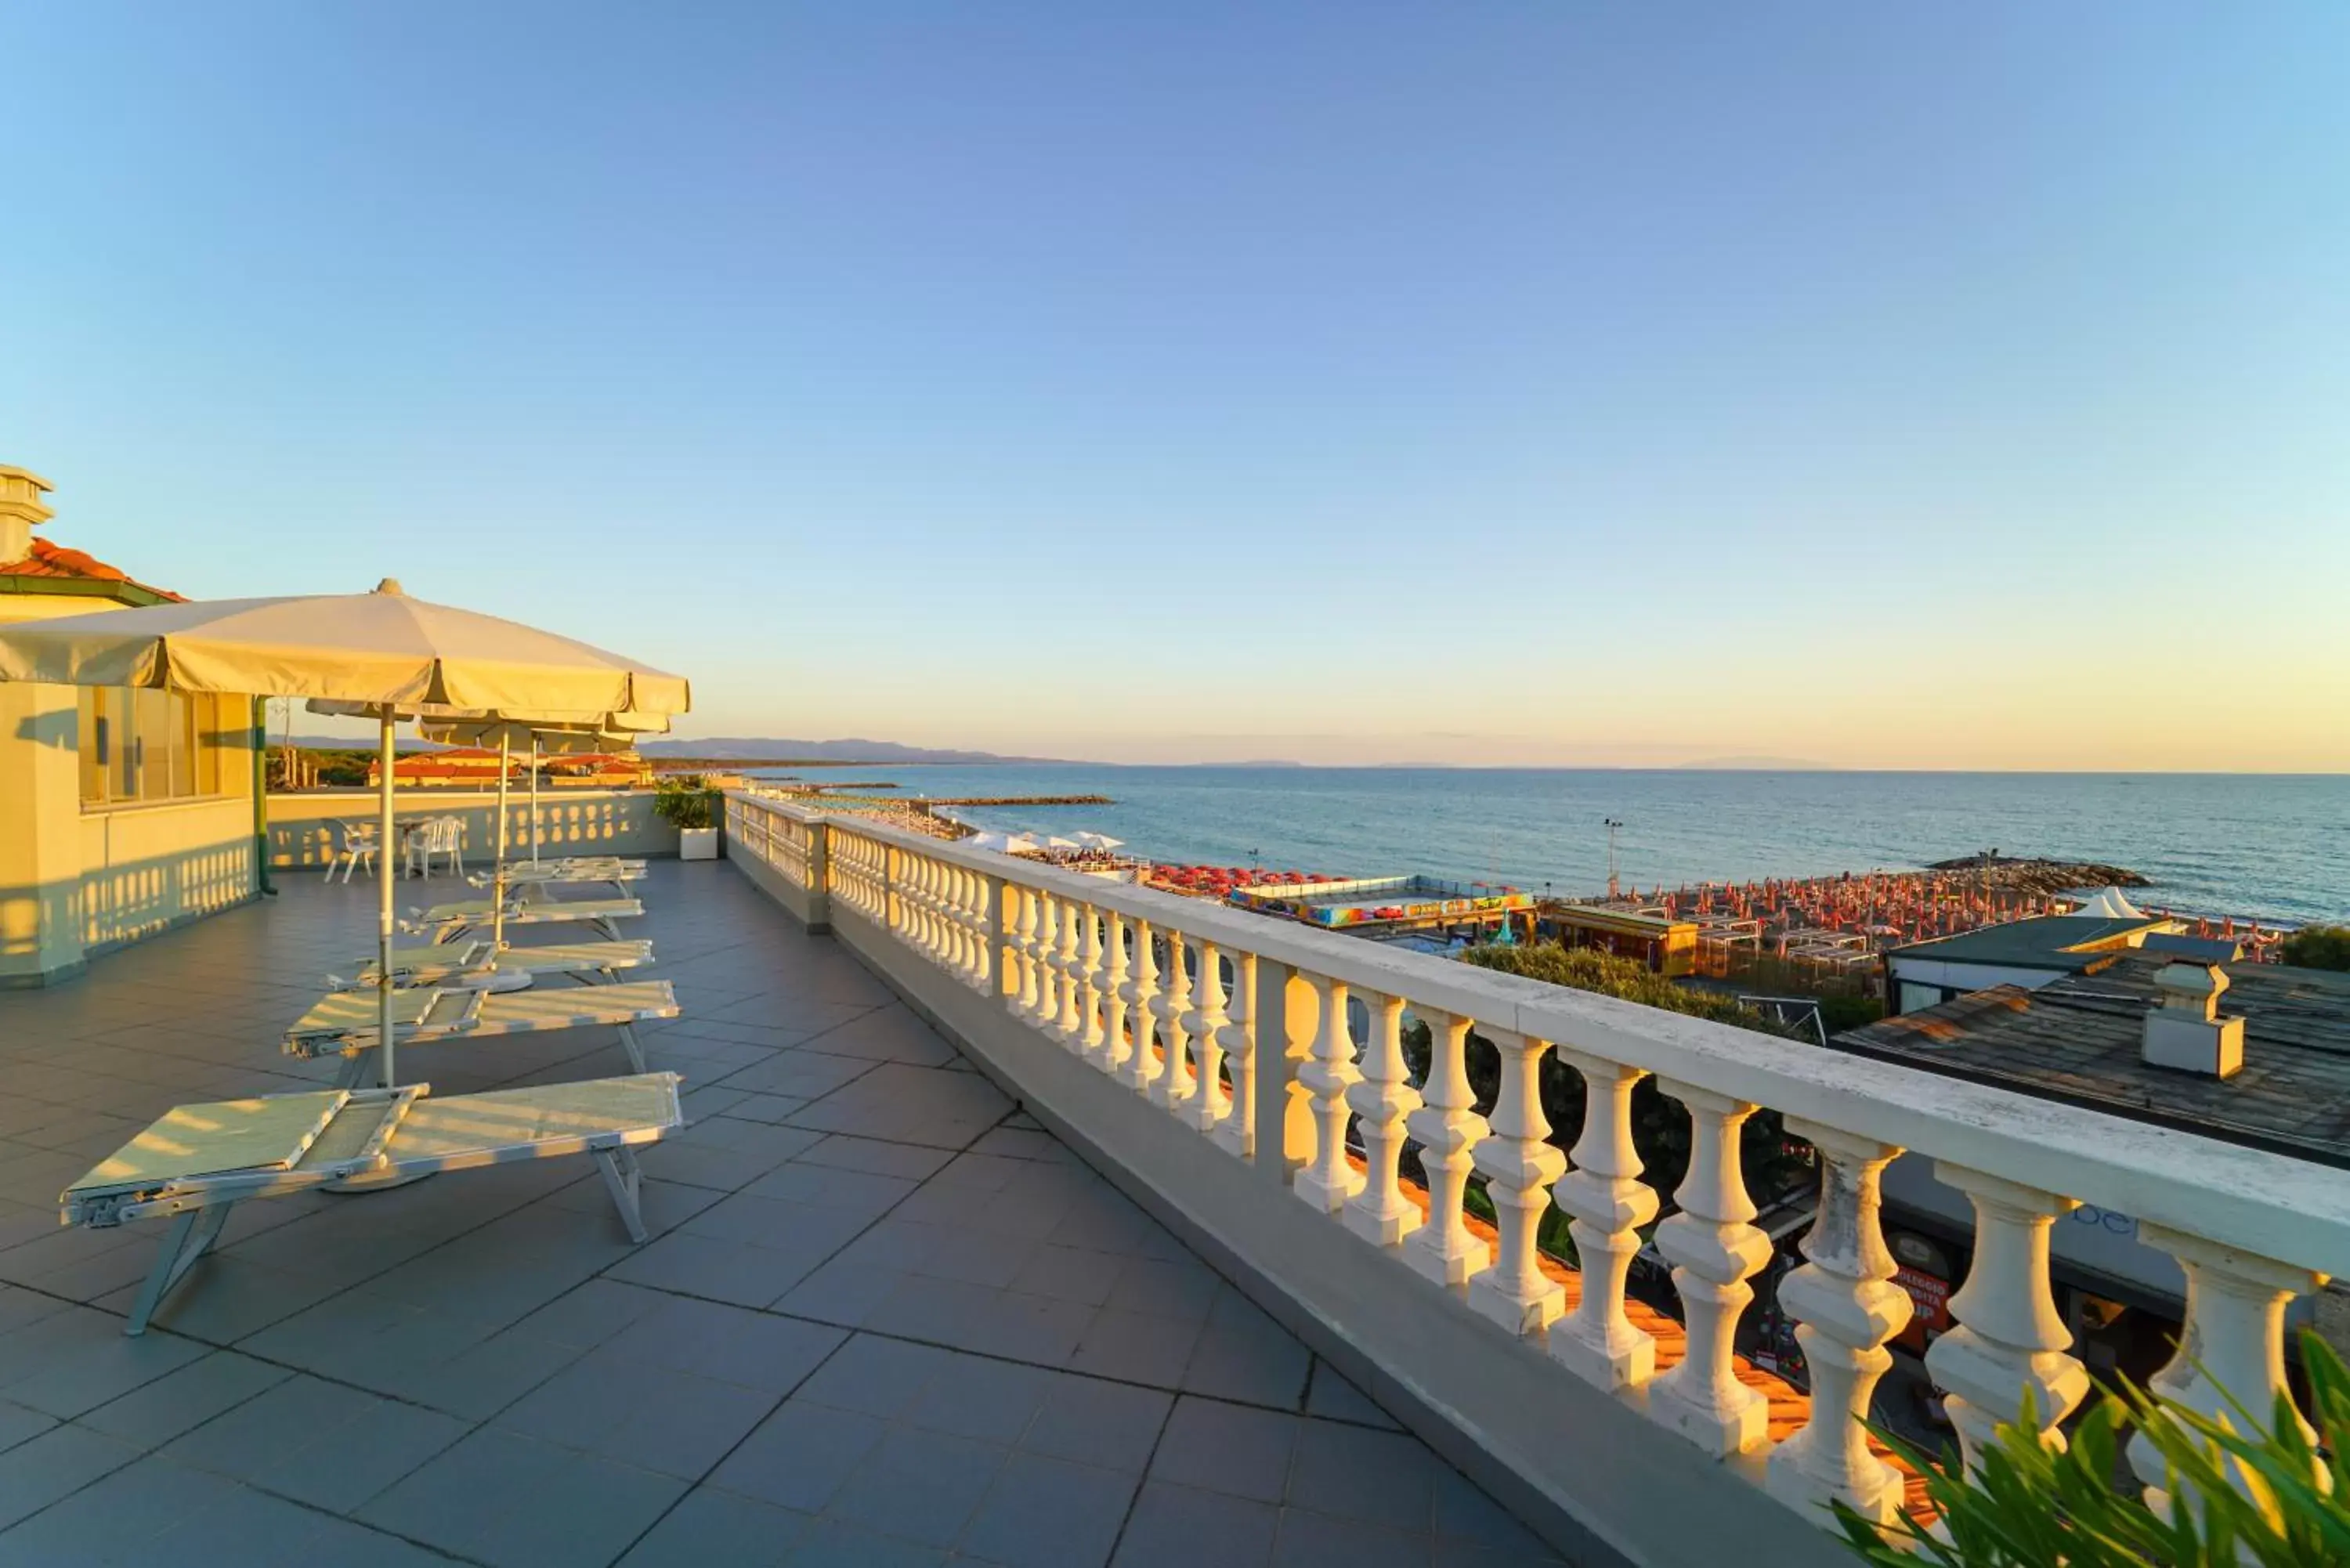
[0,579,689,1087]
[962,829,1123,855]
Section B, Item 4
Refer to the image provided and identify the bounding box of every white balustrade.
[2128,1228,2322,1513]
[1151,933,1196,1111]
[1405,1010,1489,1288]
[1925,1166,2087,1479]
[1012,883,1041,1019]
[1052,893,1083,1045]
[1467,1028,1564,1335]
[1766,1124,1911,1528]
[1119,917,1161,1094]
[1184,939,1235,1137]
[1076,903,1105,1055]
[1548,1050,1658,1391]
[1209,948,1256,1158]
[1034,894,1063,1030]
[1096,909,1130,1075]
[722,789,2348,1546]
[1343,991,1423,1247]
[1292,974,1365,1213]
[1648,1082,1770,1455]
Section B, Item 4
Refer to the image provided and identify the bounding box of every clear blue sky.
[6,4,2346,768]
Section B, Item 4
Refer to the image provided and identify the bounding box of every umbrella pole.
[378,711,398,1090]
[530,737,540,865]
[494,732,510,948]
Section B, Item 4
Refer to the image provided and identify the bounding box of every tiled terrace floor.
[0,864,1567,1567]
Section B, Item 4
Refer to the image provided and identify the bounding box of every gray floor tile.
[1286,1420,1439,1534]
[1111,1480,1278,1568]
[1303,1360,1401,1429]
[0,1309,210,1420]
[497,1353,780,1479]
[822,1425,1005,1548]
[1432,1470,1560,1559]
[1020,1376,1170,1474]
[77,1351,291,1448]
[1065,1308,1202,1388]
[905,1351,1054,1444]
[783,1515,947,1566]
[0,1422,143,1530]
[1145,1398,1300,1505]
[0,1406,56,1460]
[960,1451,1138,1568]
[1180,1289,1310,1409]
[616,1486,809,1566]
[1270,1508,1428,1568]
[706,1400,889,1513]
[163,1373,470,1513]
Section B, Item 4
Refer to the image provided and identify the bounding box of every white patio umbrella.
[962,831,1039,854]
[0,580,689,1088]
[1066,832,1123,851]
[1029,833,1081,853]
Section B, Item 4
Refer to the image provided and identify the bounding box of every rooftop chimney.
[0,466,55,565]
[2142,962,2243,1078]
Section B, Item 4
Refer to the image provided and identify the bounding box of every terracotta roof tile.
[0,538,183,600]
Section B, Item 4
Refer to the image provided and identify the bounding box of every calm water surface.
[748,767,2347,925]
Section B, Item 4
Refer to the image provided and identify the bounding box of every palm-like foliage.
[1838,1331,2349,1566]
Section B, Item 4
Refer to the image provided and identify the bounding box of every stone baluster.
[912,858,936,957]
[1096,909,1130,1074]
[1766,1124,1911,1529]
[1925,1166,2088,1481]
[1152,933,1197,1110]
[953,865,981,979]
[1292,974,1365,1213]
[1649,1083,1770,1455]
[1184,940,1234,1135]
[1119,918,1161,1093]
[1012,884,1040,1017]
[1467,1029,1564,1335]
[1344,992,1423,1247]
[1033,893,1062,1028]
[1549,1051,1659,1391]
[1053,894,1083,1045]
[2127,1227,2321,1513]
[1076,904,1104,1055]
[1405,1011,1489,1288]
[1212,951,1257,1159]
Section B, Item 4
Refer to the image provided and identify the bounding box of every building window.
[78,688,222,806]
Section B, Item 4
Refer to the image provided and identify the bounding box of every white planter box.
[678,827,718,862]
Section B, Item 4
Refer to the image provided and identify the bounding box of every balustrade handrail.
[725,789,2349,1282]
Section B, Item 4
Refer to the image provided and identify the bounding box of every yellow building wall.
[0,594,258,988]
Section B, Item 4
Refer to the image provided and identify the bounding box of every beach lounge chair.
[352,937,656,988]
[411,894,644,943]
[284,978,681,1086]
[497,857,649,894]
[63,1073,683,1335]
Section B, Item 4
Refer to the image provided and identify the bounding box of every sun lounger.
[354,937,656,988]
[63,1074,683,1335]
[413,894,644,943]
[284,978,682,1086]
[497,858,648,894]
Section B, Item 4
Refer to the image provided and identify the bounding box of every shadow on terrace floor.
[0,863,1568,1567]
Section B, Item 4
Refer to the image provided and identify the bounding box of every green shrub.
[652,774,720,832]
[2280,926,2350,972]
[1838,1331,2350,1566]
[1461,941,1777,1030]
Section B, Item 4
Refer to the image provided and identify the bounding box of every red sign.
[1893,1265,1952,1353]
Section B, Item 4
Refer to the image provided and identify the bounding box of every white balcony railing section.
[723,792,2348,1538]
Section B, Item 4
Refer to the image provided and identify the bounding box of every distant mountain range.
[637,737,1054,764]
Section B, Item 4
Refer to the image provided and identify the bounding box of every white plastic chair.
[330,821,378,883]
[404,816,466,880]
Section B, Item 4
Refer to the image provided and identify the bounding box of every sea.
[743,766,2348,927]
